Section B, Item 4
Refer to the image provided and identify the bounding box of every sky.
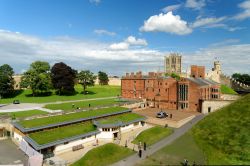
[0,0,250,76]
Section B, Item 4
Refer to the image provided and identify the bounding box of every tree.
[98,71,109,85]
[232,73,250,85]
[78,70,96,94]
[51,62,77,95]
[0,64,14,98]
[165,72,180,80]
[20,61,52,96]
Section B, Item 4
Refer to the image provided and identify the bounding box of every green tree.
[20,61,52,96]
[232,73,250,85]
[78,70,96,94]
[98,71,109,85]
[0,64,15,98]
[165,72,180,80]
[51,62,77,95]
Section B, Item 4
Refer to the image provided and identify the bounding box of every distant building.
[164,53,182,74]
[206,61,222,83]
[13,75,22,90]
[121,71,220,112]
[95,77,121,86]
[191,65,205,78]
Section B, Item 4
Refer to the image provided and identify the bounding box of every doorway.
[208,107,211,113]
[113,132,118,139]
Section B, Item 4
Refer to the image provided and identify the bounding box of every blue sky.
[0,0,250,76]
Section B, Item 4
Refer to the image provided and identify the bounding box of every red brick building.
[121,71,220,112]
[191,65,205,78]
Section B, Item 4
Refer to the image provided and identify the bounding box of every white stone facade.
[202,100,233,114]
[54,135,96,155]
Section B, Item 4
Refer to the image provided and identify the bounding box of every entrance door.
[208,107,211,113]
[113,132,118,139]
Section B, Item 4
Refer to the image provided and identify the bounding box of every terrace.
[25,122,99,150]
[93,113,146,128]
[13,107,130,132]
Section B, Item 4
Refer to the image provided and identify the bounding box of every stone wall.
[201,100,233,114]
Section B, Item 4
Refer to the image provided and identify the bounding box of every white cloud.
[0,30,162,75]
[125,36,147,46]
[109,42,129,50]
[109,36,147,50]
[185,0,205,10]
[89,0,101,5]
[94,29,116,36]
[191,16,226,28]
[210,39,240,47]
[139,12,192,35]
[162,4,182,13]
[184,44,250,75]
[233,0,250,20]
[0,29,249,76]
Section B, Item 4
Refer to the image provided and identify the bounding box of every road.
[111,114,205,166]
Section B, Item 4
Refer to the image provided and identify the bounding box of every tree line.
[0,61,109,98]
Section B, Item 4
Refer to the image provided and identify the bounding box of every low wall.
[54,135,96,155]
[202,100,233,114]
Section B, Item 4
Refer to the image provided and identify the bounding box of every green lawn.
[132,126,173,146]
[44,98,122,112]
[97,113,144,125]
[220,84,237,95]
[191,94,250,165]
[71,143,135,166]
[19,107,127,128]
[137,132,206,165]
[29,122,96,145]
[0,85,120,104]
[0,110,48,119]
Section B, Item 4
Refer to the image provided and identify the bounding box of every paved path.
[0,96,117,112]
[111,114,205,166]
[0,139,28,165]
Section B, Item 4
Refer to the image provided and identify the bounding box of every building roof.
[187,77,219,86]
[25,130,100,151]
[93,113,146,128]
[12,109,131,133]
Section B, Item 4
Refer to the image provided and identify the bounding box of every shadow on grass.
[80,91,96,95]
[25,91,53,97]
[1,89,24,98]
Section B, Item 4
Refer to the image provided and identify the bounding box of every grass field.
[29,122,96,145]
[0,85,120,104]
[44,98,122,111]
[71,143,134,166]
[191,94,250,165]
[137,132,206,165]
[0,110,48,119]
[98,113,144,125]
[132,126,173,146]
[220,84,237,94]
[19,107,127,128]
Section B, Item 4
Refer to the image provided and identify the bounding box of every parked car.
[156,111,168,118]
[13,100,20,104]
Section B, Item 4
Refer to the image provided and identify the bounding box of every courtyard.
[134,108,200,128]
[0,139,28,165]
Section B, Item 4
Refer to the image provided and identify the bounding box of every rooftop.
[94,113,146,128]
[28,122,96,145]
[14,107,129,132]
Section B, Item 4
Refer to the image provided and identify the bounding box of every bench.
[72,144,84,151]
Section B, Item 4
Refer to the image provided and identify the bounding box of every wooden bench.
[72,144,84,151]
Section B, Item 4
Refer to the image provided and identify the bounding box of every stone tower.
[212,61,221,74]
[164,53,182,74]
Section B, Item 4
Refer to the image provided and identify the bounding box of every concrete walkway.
[111,114,205,166]
[115,125,153,151]
[0,96,117,112]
